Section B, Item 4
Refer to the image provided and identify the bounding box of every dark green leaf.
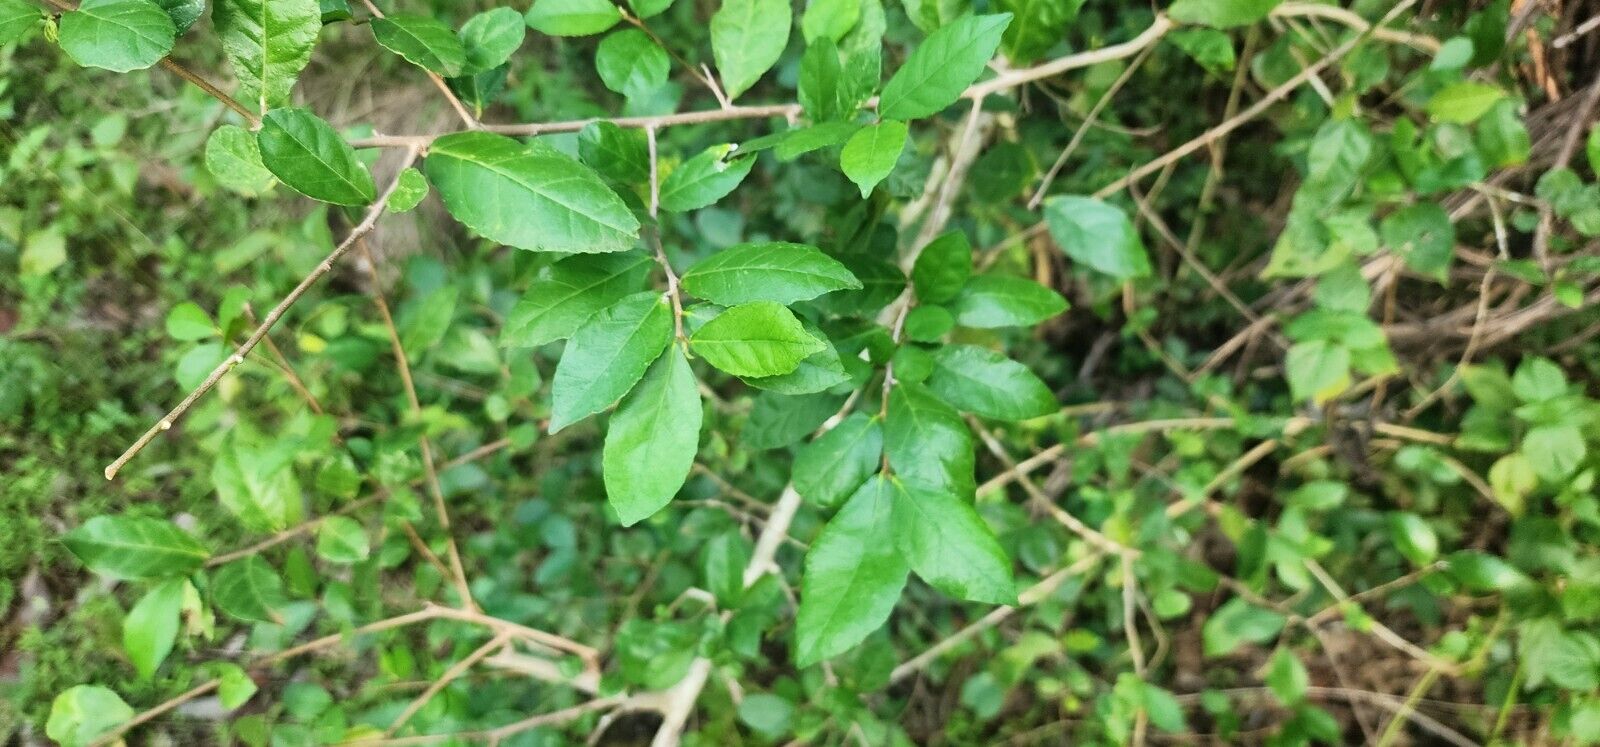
[63,515,209,580]
[550,291,673,432]
[660,146,756,213]
[214,0,320,112]
[256,107,376,206]
[912,230,972,303]
[885,382,975,496]
[925,344,1056,421]
[211,556,287,623]
[878,13,1011,120]
[795,476,909,666]
[503,253,652,347]
[794,413,882,509]
[603,345,702,525]
[682,242,861,305]
[890,479,1015,603]
[372,14,466,77]
[59,0,176,73]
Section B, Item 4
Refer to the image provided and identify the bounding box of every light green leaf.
[890,479,1015,603]
[1202,598,1286,656]
[256,107,376,206]
[205,124,277,197]
[596,29,669,96]
[59,0,176,73]
[211,556,287,623]
[690,301,825,377]
[629,0,674,18]
[711,0,792,100]
[744,326,851,393]
[1488,453,1535,515]
[386,168,429,212]
[1427,81,1505,124]
[660,145,756,213]
[795,476,909,666]
[912,230,973,303]
[1512,356,1566,403]
[682,242,861,305]
[604,345,702,525]
[166,301,217,341]
[550,291,673,432]
[214,0,321,113]
[63,515,209,580]
[1266,648,1309,705]
[1167,27,1235,72]
[794,413,882,510]
[525,0,622,36]
[315,515,370,564]
[840,120,907,197]
[799,37,843,122]
[1167,0,1281,28]
[878,13,1011,120]
[47,685,133,747]
[1380,203,1454,282]
[1588,124,1600,177]
[996,0,1082,64]
[1525,424,1585,482]
[1387,512,1439,567]
[0,0,41,45]
[215,663,258,709]
[885,382,975,496]
[1285,340,1350,404]
[1043,195,1151,280]
[504,253,652,347]
[123,579,187,680]
[458,7,526,74]
[925,344,1056,421]
[212,436,304,532]
[425,131,640,253]
[372,14,466,77]
[951,275,1067,328]
[802,0,858,42]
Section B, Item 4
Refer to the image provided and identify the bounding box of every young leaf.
[458,7,526,74]
[596,29,670,97]
[47,685,134,747]
[214,0,320,113]
[211,556,288,623]
[550,291,674,432]
[659,146,756,213]
[58,0,176,73]
[205,125,277,196]
[1167,0,1280,28]
[925,344,1056,421]
[839,120,907,197]
[711,0,793,100]
[885,382,976,496]
[951,275,1068,328]
[525,0,622,36]
[793,413,883,509]
[890,479,1016,604]
[794,476,909,666]
[681,242,862,305]
[123,579,187,680]
[1043,195,1151,280]
[690,302,826,377]
[386,168,429,213]
[215,663,259,709]
[425,131,640,253]
[503,253,652,347]
[63,515,210,580]
[603,345,703,525]
[315,515,370,564]
[744,324,851,393]
[1427,82,1505,124]
[878,13,1011,121]
[1266,648,1310,705]
[256,108,376,206]
[912,230,973,303]
[165,301,217,341]
[372,14,467,77]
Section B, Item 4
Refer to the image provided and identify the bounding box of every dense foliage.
[4,0,1600,744]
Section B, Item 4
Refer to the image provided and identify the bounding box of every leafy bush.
[5,0,1600,744]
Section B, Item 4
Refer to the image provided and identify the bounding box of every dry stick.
[208,494,384,567]
[104,145,422,480]
[356,0,479,129]
[241,302,326,415]
[970,419,1130,558]
[1028,43,1157,210]
[646,126,688,341]
[344,694,636,747]
[385,632,513,736]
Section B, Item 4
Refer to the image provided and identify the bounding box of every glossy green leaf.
[840,120,907,197]
[744,326,851,393]
[458,7,526,74]
[372,14,466,77]
[660,145,756,213]
[205,124,277,196]
[604,345,702,525]
[214,0,321,113]
[682,242,861,305]
[885,382,975,496]
[690,301,825,377]
[1043,195,1151,280]
[1167,0,1280,28]
[550,291,673,432]
[711,0,792,100]
[315,515,370,563]
[794,413,882,509]
[211,556,287,623]
[951,275,1067,328]
[47,685,133,747]
[503,253,652,347]
[794,476,909,666]
[524,0,622,36]
[256,108,375,206]
[912,230,973,304]
[878,13,1011,120]
[890,479,1015,603]
[123,578,186,680]
[63,515,209,580]
[59,0,176,73]
[925,344,1055,421]
[596,29,669,96]
[386,168,428,212]
[424,131,640,253]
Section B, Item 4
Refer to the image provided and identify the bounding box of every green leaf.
[524,0,622,36]
[702,532,753,605]
[1380,203,1454,281]
[1427,82,1505,124]
[690,301,826,377]
[660,145,756,213]
[123,579,186,680]
[1266,648,1309,705]
[1525,424,1586,482]
[58,0,176,73]
[744,391,845,449]
[1285,340,1350,404]
[458,7,526,74]
[425,131,640,253]
[1202,598,1286,656]
[682,242,861,305]
[596,29,670,97]
[256,107,376,206]
[795,476,909,666]
[1387,512,1439,566]
[886,382,975,496]
[738,693,795,739]
[802,0,858,42]
[319,0,351,23]
[503,253,652,347]
[604,345,702,525]
[1167,27,1235,72]
[912,230,973,303]
[794,413,882,509]
[1512,356,1566,402]
[1448,550,1528,592]
[315,515,370,563]
[799,37,843,122]
[205,124,277,197]
[1488,453,1535,515]
[711,0,793,100]
[212,435,304,532]
[579,121,651,184]
[629,0,674,19]
[996,0,1082,64]
[1167,0,1281,28]
[0,0,41,45]
[47,685,134,747]
[925,344,1055,421]
[744,325,851,393]
[890,479,1015,604]
[951,275,1067,328]
[386,168,429,212]
[166,301,217,341]
[1477,98,1530,167]
[878,13,1011,120]
[372,14,466,77]
[840,120,907,197]
[215,663,258,709]
[63,515,209,580]
[1043,196,1151,280]
[214,0,321,113]
[550,291,673,432]
[1589,124,1600,177]
[211,556,288,623]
